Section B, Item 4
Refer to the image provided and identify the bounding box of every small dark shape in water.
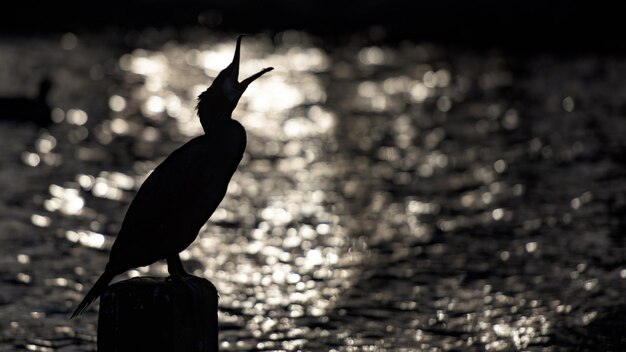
[0,78,53,128]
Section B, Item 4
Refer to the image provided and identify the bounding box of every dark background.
[1,0,624,53]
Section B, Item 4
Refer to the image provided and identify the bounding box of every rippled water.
[1,30,625,351]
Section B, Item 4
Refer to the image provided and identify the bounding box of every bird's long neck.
[200,109,232,134]
[198,85,240,134]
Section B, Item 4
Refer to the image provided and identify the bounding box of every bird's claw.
[167,274,195,283]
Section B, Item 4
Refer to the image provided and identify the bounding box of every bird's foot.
[167,273,195,283]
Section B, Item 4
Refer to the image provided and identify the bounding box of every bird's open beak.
[226,35,274,90]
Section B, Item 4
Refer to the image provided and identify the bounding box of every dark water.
[1,30,625,351]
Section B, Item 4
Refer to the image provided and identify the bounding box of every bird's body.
[109,120,246,272]
[72,35,272,317]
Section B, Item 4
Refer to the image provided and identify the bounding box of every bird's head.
[197,35,273,132]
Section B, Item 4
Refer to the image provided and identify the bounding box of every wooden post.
[97,276,218,352]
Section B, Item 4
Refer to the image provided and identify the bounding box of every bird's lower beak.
[240,67,274,88]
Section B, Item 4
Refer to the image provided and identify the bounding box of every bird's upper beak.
[224,35,274,91]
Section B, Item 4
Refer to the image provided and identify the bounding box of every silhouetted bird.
[72,36,273,317]
[0,78,53,128]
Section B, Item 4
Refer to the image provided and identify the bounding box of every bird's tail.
[71,270,114,318]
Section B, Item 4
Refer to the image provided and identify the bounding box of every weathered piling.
[97,276,218,352]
